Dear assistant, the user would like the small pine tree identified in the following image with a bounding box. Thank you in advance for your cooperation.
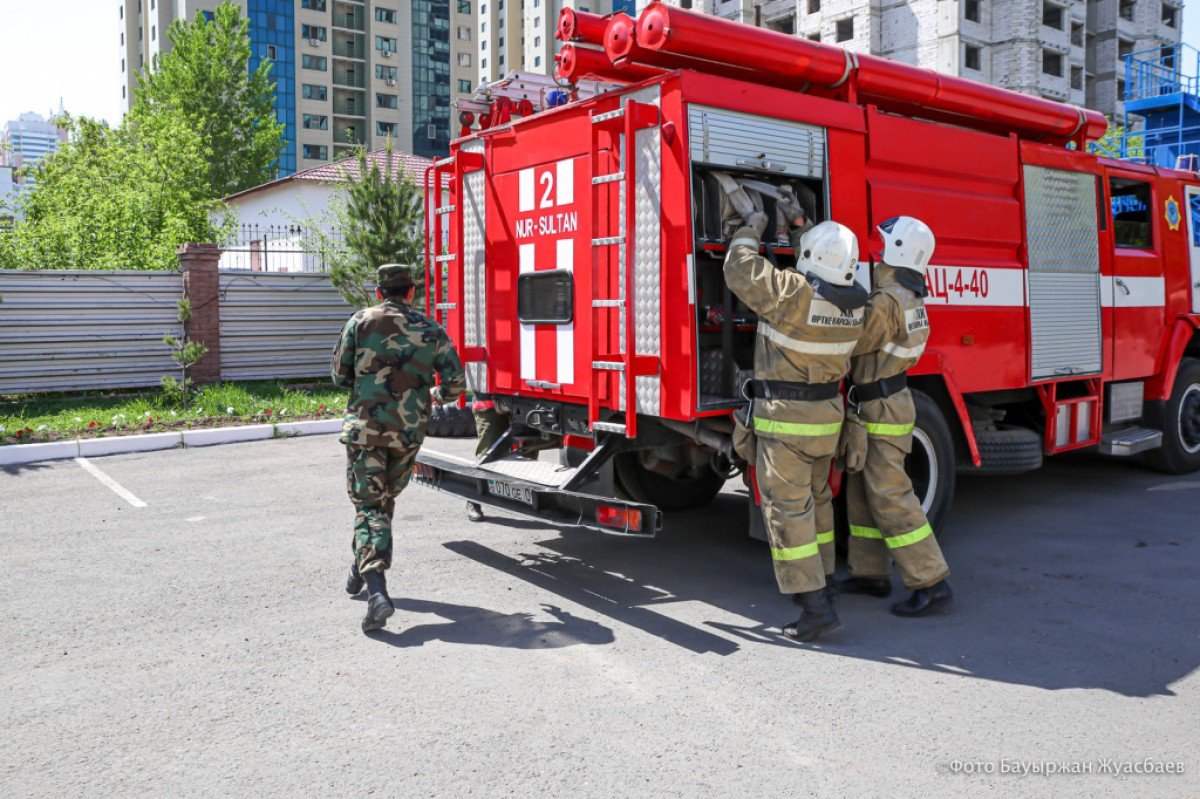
[162,298,209,410]
[325,140,425,308]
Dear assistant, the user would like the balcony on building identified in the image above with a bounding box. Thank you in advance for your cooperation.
[333,87,367,118]
[332,31,365,60]
[333,62,366,89]
[333,0,366,32]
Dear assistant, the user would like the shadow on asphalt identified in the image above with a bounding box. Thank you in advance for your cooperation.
[445,452,1200,698]
[364,598,614,649]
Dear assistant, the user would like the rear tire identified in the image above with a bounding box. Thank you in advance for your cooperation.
[614,450,726,511]
[1144,358,1200,474]
[908,389,956,534]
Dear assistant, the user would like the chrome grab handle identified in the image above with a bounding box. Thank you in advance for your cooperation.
[1115,277,1131,295]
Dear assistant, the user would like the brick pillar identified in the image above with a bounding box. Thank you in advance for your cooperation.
[177,243,222,384]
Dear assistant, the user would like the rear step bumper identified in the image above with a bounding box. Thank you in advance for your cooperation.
[414,451,662,538]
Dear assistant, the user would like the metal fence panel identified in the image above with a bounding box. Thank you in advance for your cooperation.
[0,270,183,394]
[218,271,353,381]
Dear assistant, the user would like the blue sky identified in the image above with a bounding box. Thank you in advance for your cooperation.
[0,1,1197,126]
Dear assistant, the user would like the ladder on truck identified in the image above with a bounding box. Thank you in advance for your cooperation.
[426,149,486,370]
[586,98,660,440]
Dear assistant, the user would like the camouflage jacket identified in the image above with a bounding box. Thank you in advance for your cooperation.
[332,300,466,448]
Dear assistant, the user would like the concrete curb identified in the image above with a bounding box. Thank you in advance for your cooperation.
[0,419,342,468]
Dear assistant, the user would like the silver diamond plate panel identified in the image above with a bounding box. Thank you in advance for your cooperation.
[461,140,487,392]
[687,105,826,179]
[629,85,662,416]
[1023,166,1100,274]
[1023,165,1102,380]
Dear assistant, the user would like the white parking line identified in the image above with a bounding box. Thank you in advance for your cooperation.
[75,457,147,508]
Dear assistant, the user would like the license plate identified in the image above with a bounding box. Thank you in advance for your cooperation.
[487,479,535,506]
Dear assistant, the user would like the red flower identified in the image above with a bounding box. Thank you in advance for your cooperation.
[146,417,154,424]
[318,404,326,411]
[264,409,273,417]
[15,430,23,438]
[88,421,98,429]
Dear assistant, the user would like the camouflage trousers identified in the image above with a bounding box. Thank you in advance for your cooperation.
[756,436,839,595]
[846,432,950,590]
[346,442,421,574]
[473,404,538,461]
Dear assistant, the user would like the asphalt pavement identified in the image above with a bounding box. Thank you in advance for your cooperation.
[1,434,1197,798]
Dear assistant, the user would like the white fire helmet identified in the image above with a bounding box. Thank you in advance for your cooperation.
[877,216,935,274]
[796,221,859,287]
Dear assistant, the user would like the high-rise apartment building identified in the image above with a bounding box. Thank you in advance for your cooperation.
[634,0,1182,117]
[120,0,475,175]
[477,0,630,84]
[1,113,68,170]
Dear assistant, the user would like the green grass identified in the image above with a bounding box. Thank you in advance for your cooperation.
[0,380,348,445]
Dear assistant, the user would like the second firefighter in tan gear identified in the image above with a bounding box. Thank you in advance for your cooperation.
[724,210,868,641]
[839,216,953,616]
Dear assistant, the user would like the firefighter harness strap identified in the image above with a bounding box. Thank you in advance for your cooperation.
[852,372,908,403]
[744,378,841,402]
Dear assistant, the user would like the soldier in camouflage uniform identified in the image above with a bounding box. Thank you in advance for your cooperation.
[332,263,466,632]
[835,216,953,617]
[724,198,868,643]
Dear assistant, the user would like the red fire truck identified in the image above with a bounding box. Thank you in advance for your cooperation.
[415,3,1200,538]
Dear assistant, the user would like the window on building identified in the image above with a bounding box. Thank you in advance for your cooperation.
[121,58,125,73]
[303,84,327,100]
[965,0,980,22]
[534,55,541,66]
[1071,21,1084,46]
[120,6,123,19]
[376,8,397,24]
[1042,50,1064,76]
[1119,0,1135,21]
[375,64,398,80]
[458,26,472,40]
[767,15,796,34]
[1118,38,1134,60]
[376,93,398,108]
[1110,179,1153,248]
[303,114,329,130]
[376,121,398,136]
[302,54,327,71]
[376,36,397,52]
[267,44,277,60]
[458,79,472,92]
[482,40,488,51]
[1042,3,1063,30]
[1118,78,1127,100]
[534,35,541,46]
[808,0,820,13]
[1163,4,1178,28]
[499,36,504,47]
[533,17,540,27]
[151,25,156,40]
[303,144,329,161]
[964,45,981,71]
[302,0,327,9]
[302,25,327,42]
[458,1,472,12]
[1070,66,1083,90]
[836,16,853,42]
[807,32,821,42]
[122,85,126,99]
[499,55,505,67]
[482,57,488,68]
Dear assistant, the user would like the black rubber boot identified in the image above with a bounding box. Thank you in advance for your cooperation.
[466,501,485,523]
[361,571,395,632]
[346,561,364,596]
[783,588,841,642]
[829,575,893,598]
[891,579,953,617]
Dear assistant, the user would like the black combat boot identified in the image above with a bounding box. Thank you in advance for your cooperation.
[891,579,953,617]
[783,589,841,642]
[346,561,364,596]
[466,501,485,523]
[829,575,893,598]
[361,571,395,632]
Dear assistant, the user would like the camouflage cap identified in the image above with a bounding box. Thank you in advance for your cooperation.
[377,263,415,290]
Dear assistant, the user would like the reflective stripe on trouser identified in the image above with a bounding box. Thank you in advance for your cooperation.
[756,437,838,594]
[346,442,421,574]
[845,433,949,590]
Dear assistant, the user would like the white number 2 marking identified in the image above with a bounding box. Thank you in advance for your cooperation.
[539,170,554,209]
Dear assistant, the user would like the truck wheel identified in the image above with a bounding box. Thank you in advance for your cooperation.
[908,390,956,534]
[971,425,1044,475]
[426,404,477,438]
[614,451,726,511]
[1144,358,1200,474]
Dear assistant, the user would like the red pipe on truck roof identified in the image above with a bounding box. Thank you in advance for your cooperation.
[634,1,1107,144]
[557,8,610,45]
[555,43,665,85]
[604,12,796,91]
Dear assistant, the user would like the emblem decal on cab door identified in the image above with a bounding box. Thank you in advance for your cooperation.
[1165,195,1182,231]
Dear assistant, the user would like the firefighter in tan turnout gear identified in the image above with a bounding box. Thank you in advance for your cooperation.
[724,200,869,643]
[836,216,954,616]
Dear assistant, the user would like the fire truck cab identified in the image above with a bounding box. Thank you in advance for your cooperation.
[415,5,1200,539]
